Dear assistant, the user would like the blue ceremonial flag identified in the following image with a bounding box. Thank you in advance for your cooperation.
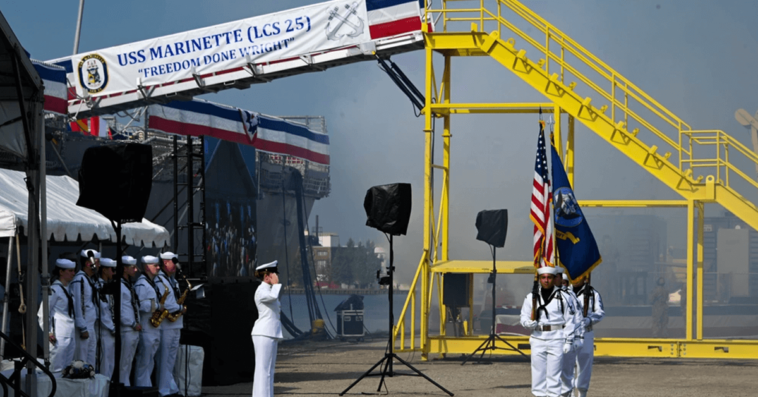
[550,140,602,282]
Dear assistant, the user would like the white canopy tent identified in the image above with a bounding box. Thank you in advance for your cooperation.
[0,168,170,245]
[0,168,169,369]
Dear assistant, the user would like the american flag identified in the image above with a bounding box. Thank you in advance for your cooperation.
[530,121,554,268]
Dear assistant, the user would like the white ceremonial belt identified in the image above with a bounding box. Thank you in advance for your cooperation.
[536,324,564,331]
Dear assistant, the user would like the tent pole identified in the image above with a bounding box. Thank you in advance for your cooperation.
[40,105,49,366]
[0,237,13,358]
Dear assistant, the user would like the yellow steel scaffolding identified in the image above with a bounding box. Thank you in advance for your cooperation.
[393,0,758,360]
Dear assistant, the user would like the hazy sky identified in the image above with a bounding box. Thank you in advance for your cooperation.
[5,0,758,282]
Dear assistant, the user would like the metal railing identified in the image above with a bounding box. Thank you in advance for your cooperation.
[0,331,56,397]
[426,0,758,201]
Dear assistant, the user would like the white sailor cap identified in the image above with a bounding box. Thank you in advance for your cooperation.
[537,266,558,275]
[122,256,137,266]
[141,255,160,265]
[159,252,178,261]
[555,266,564,274]
[55,258,76,269]
[99,258,116,268]
[255,260,278,273]
[81,249,101,259]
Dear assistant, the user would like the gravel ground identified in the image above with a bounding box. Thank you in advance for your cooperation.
[202,337,758,397]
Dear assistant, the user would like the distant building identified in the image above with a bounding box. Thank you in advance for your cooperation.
[307,231,339,283]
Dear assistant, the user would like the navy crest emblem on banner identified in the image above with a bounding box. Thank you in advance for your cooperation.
[554,187,583,227]
[77,54,109,94]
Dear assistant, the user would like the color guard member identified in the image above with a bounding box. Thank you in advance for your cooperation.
[520,266,581,397]
[571,277,604,397]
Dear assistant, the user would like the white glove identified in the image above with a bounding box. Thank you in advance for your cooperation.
[582,318,591,327]
[563,343,572,354]
[523,320,537,330]
[573,338,584,350]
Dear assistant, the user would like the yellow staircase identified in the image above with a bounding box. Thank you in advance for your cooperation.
[426,0,758,230]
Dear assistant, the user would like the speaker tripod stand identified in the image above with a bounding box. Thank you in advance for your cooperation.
[340,236,453,396]
[461,245,526,365]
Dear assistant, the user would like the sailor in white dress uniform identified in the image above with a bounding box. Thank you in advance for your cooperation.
[119,256,142,386]
[520,266,582,397]
[554,267,584,397]
[71,249,100,366]
[570,277,604,397]
[155,251,185,396]
[39,258,77,374]
[134,255,163,387]
[96,257,117,379]
[251,261,283,397]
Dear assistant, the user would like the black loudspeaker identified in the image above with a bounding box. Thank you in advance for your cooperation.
[443,273,471,308]
[364,183,412,236]
[475,209,508,248]
[77,143,153,223]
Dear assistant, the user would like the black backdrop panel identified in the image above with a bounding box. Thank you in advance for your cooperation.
[181,281,259,385]
[443,273,471,308]
[77,143,153,222]
[475,209,508,248]
[363,183,412,236]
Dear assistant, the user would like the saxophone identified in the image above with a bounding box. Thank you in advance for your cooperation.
[150,288,171,327]
[167,276,191,322]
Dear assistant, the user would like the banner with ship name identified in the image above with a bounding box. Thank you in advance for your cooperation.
[148,100,330,165]
[47,0,422,102]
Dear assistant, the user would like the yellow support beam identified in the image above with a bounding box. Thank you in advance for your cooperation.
[395,0,758,362]
[579,200,688,208]
[423,336,758,359]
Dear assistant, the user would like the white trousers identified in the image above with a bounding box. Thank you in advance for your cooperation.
[530,336,564,397]
[74,323,98,366]
[119,330,140,386]
[49,337,75,373]
[252,335,278,397]
[98,331,115,379]
[560,343,577,395]
[135,329,162,387]
[156,328,181,396]
[574,331,595,392]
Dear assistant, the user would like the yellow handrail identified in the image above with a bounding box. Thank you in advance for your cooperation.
[427,0,758,201]
[393,251,428,351]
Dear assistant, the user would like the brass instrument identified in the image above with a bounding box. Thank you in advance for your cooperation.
[167,275,191,322]
[150,288,171,327]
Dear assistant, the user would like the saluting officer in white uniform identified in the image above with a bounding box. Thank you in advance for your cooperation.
[555,267,584,397]
[71,249,100,365]
[95,258,117,379]
[134,255,163,387]
[39,258,77,374]
[520,266,582,397]
[119,256,142,386]
[251,261,283,397]
[570,276,604,397]
[155,252,185,396]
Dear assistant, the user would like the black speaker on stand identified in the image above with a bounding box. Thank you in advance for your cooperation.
[461,209,526,365]
[77,143,153,396]
[340,184,453,396]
